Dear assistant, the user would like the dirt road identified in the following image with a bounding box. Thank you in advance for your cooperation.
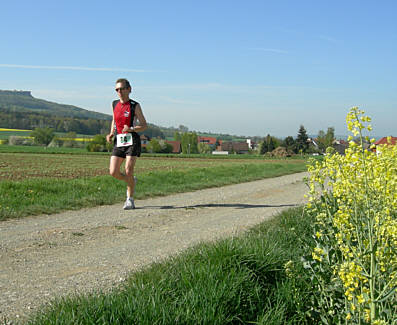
[0,172,308,322]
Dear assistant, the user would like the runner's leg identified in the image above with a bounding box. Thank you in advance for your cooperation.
[109,156,126,181]
[125,156,137,197]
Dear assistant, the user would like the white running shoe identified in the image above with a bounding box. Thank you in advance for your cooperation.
[123,197,135,210]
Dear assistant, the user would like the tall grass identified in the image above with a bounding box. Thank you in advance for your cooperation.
[27,207,316,325]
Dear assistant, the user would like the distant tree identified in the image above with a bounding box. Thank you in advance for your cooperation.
[198,142,212,154]
[317,127,335,152]
[181,133,189,154]
[143,125,165,139]
[273,137,283,149]
[259,134,275,154]
[267,134,275,152]
[146,138,162,153]
[283,136,295,152]
[259,140,267,155]
[91,134,106,146]
[86,135,109,152]
[295,125,309,154]
[158,140,173,153]
[181,132,198,154]
[145,139,173,153]
[30,127,55,146]
[189,132,198,153]
[174,131,181,141]
[178,125,189,133]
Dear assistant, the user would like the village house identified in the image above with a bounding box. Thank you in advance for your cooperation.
[217,141,250,154]
[246,138,258,150]
[165,140,181,153]
[333,139,349,155]
[374,136,397,155]
[197,136,217,146]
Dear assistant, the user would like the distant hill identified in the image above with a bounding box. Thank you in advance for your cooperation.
[0,90,113,135]
[0,90,166,137]
[0,90,111,120]
[0,90,257,140]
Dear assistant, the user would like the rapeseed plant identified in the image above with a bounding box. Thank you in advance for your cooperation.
[304,107,396,324]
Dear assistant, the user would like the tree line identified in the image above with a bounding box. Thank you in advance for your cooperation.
[259,125,336,155]
[7,123,338,156]
[0,109,110,135]
[0,108,167,140]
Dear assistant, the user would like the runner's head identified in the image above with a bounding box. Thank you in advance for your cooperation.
[115,78,132,101]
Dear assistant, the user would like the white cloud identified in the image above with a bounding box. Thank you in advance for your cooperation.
[0,64,159,73]
[248,48,288,54]
[318,35,339,43]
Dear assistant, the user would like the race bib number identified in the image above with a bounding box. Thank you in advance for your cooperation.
[116,133,133,147]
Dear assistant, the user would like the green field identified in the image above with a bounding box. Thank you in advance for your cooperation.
[0,129,32,139]
[0,149,307,220]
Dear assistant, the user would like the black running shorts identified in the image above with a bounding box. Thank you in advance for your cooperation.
[112,132,141,158]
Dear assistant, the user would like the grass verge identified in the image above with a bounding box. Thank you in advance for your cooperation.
[0,163,306,221]
[26,207,315,325]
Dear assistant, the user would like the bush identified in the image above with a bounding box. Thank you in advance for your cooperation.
[198,142,212,154]
[86,134,109,152]
[146,139,173,153]
[30,127,55,146]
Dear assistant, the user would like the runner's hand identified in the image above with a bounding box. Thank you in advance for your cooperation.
[122,125,130,133]
[106,134,113,143]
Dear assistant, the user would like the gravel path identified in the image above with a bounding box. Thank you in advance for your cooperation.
[0,172,308,323]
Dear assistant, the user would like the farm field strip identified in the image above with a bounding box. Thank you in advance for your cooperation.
[0,153,305,181]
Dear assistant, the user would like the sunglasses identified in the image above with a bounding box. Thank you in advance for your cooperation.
[115,87,127,92]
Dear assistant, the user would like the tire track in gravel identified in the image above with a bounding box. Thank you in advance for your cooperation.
[0,172,309,322]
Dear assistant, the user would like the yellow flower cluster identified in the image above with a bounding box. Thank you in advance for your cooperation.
[312,247,326,262]
[339,261,367,301]
[284,260,294,278]
[306,107,397,323]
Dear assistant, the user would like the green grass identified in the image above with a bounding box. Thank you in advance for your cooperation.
[0,144,90,154]
[0,144,314,160]
[0,163,307,220]
[26,207,315,325]
[0,130,94,140]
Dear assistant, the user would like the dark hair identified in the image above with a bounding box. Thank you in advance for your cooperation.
[116,78,131,89]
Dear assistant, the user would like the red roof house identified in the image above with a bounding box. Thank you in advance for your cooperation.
[375,137,397,146]
[217,141,249,154]
[374,136,397,154]
[166,140,181,153]
[197,136,217,145]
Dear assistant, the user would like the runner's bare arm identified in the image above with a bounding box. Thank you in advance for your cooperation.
[106,116,115,143]
[123,103,147,133]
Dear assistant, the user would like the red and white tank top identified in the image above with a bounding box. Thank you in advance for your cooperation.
[113,101,134,134]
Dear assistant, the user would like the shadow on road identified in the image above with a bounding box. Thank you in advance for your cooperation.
[136,203,298,210]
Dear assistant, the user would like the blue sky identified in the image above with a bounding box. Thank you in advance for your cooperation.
[0,0,396,137]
